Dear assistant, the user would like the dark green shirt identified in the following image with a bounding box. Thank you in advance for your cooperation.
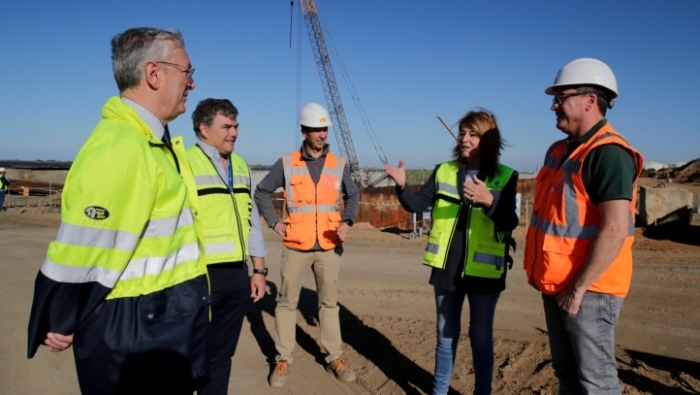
[558,119,637,205]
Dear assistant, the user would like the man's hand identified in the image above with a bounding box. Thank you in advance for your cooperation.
[45,333,73,352]
[555,286,584,315]
[250,275,266,302]
[272,221,287,238]
[337,221,351,242]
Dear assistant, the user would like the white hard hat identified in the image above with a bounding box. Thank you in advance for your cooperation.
[545,58,618,100]
[0,167,5,172]
[298,102,333,128]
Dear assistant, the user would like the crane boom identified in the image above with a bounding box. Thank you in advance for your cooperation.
[299,0,363,184]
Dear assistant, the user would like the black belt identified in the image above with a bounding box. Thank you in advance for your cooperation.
[210,261,246,269]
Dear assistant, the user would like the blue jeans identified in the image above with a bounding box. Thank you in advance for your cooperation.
[433,287,500,395]
[0,189,5,210]
[543,292,623,395]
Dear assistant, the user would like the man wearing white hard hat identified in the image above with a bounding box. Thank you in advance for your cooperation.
[524,58,644,394]
[0,167,9,211]
[254,102,359,388]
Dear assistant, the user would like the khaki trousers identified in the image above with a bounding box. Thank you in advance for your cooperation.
[274,246,343,364]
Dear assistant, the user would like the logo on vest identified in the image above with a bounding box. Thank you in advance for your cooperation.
[84,206,110,220]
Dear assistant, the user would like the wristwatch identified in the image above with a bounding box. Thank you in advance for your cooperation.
[343,219,354,227]
[253,268,268,276]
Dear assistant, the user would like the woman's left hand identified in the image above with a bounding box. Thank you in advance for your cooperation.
[463,175,494,207]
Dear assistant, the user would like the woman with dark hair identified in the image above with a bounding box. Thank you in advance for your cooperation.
[385,109,519,395]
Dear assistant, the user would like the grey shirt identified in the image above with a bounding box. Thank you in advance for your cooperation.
[195,141,267,258]
[254,144,360,250]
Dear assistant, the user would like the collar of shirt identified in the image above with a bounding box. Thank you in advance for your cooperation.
[567,118,608,147]
[121,97,165,140]
[299,143,330,161]
[196,141,229,182]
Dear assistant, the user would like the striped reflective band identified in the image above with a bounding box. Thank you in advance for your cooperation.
[530,213,600,239]
[55,222,140,252]
[205,241,236,255]
[426,242,439,254]
[282,156,295,203]
[142,209,195,238]
[119,242,200,281]
[195,174,222,187]
[473,252,504,267]
[287,204,338,214]
[40,242,200,287]
[436,182,459,197]
[53,209,194,251]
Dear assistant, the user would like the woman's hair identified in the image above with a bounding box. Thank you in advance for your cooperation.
[452,108,506,180]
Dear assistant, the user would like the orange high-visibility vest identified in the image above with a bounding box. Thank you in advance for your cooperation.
[524,123,644,297]
[282,151,345,251]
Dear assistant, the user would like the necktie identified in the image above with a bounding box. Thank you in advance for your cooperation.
[162,125,172,149]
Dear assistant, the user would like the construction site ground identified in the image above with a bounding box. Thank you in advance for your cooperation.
[1,178,699,395]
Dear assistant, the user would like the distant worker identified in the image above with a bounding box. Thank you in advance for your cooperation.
[0,167,9,211]
[254,102,360,388]
[27,27,210,395]
[524,58,644,394]
[187,98,268,395]
[385,109,519,395]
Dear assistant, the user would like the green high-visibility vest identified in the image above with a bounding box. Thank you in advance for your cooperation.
[187,146,252,264]
[424,161,514,279]
[41,97,206,299]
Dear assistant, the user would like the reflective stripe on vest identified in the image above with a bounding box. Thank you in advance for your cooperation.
[282,151,344,250]
[424,161,514,279]
[188,147,252,264]
[524,123,644,297]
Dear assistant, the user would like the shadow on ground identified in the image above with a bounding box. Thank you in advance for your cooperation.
[619,349,700,394]
[246,284,434,394]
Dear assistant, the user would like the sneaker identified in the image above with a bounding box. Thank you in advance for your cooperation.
[269,360,289,388]
[327,358,356,383]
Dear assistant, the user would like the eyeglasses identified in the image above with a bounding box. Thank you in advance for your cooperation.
[156,61,195,79]
[552,92,590,106]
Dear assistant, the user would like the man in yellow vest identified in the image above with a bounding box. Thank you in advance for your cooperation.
[187,98,268,395]
[524,58,643,394]
[27,27,210,395]
[254,102,359,388]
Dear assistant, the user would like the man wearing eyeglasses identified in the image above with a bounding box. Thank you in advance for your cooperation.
[27,27,209,395]
[186,98,268,395]
[524,58,644,394]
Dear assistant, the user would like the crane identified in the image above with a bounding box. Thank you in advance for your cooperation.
[298,0,365,185]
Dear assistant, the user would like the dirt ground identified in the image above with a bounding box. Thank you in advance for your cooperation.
[1,185,699,394]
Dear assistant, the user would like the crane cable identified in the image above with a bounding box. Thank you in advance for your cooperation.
[290,1,303,149]
[291,1,388,167]
[324,28,388,166]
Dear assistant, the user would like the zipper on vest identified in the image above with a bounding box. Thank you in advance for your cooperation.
[228,159,247,260]
[458,203,470,278]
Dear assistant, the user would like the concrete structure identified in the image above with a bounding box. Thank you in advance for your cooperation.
[643,161,665,171]
[638,185,694,227]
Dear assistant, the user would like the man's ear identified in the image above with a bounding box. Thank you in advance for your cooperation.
[199,123,210,139]
[144,61,160,90]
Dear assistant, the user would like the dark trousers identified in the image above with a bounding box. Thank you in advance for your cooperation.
[74,276,211,395]
[198,262,251,395]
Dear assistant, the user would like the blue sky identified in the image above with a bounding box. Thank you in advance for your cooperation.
[2,1,699,172]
